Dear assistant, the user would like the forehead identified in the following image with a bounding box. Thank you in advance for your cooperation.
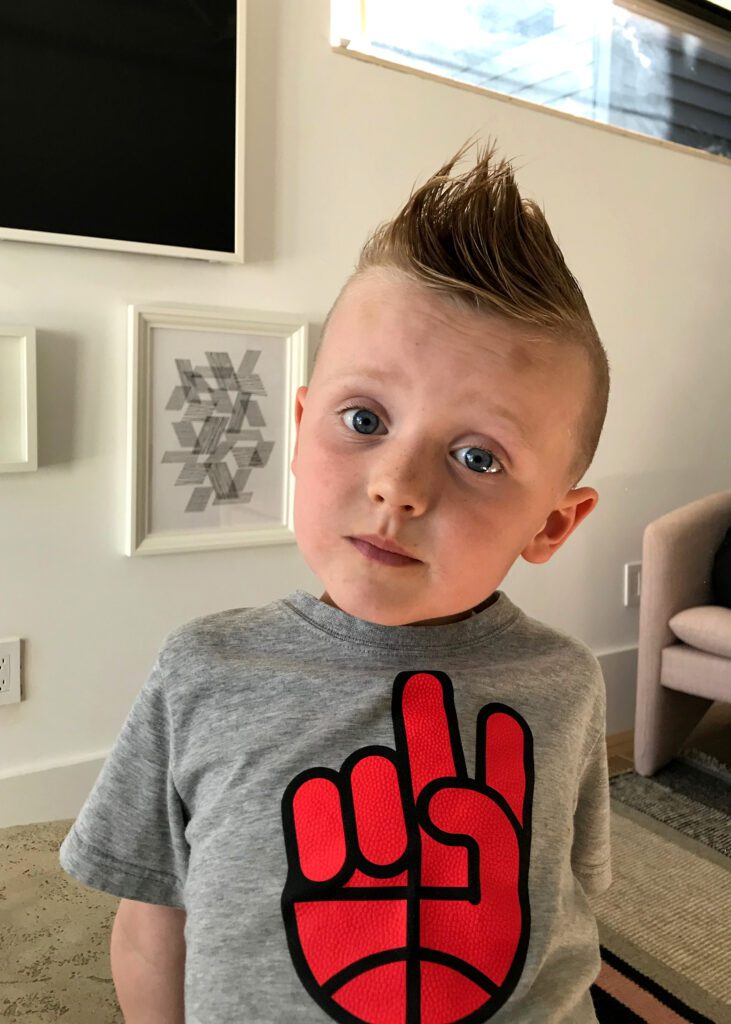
[320,268,560,379]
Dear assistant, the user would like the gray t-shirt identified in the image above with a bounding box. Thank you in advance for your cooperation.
[59,588,611,1023]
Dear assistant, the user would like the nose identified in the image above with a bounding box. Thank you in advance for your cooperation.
[366,445,430,516]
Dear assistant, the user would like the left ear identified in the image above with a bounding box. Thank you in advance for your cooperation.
[290,385,309,477]
[521,487,599,564]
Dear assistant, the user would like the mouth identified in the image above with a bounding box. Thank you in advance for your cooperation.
[347,536,422,567]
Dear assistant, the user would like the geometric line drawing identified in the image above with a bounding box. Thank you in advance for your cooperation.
[161,349,275,511]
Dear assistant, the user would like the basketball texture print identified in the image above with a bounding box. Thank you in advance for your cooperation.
[281,670,534,1024]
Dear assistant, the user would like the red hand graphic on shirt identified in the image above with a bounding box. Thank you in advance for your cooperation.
[281,671,534,1024]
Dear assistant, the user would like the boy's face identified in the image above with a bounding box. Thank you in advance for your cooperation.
[291,268,598,627]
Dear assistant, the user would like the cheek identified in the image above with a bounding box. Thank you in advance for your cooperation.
[437,498,507,550]
[293,443,348,522]
[310,437,358,492]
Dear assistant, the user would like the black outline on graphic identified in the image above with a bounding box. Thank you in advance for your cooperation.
[280,671,534,1024]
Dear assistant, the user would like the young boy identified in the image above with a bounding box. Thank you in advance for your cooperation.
[60,137,612,1023]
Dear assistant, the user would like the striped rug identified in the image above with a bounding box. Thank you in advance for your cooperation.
[589,749,730,1023]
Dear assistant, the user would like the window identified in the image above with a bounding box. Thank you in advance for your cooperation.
[331,0,731,160]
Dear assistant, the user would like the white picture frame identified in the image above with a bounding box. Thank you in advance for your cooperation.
[126,303,309,556]
[0,325,38,474]
[0,0,245,263]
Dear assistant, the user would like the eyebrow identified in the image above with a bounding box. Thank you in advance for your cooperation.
[341,367,408,385]
[334,369,532,450]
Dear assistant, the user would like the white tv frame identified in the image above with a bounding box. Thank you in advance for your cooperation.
[0,0,246,263]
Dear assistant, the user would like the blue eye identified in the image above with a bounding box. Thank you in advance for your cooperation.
[453,446,501,474]
[341,406,380,435]
[339,406,503,475]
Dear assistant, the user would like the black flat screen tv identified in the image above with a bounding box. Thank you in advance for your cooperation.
[0,0,244,261]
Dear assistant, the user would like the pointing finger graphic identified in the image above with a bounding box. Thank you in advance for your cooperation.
[395,671,463,801]
[281,671,534,1024]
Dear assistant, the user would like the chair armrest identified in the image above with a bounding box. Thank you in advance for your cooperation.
[639,489,731,671]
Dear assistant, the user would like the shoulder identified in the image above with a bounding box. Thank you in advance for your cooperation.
[511,609,603,684]
[143,606,263,710]
[161,606,255,655]
[151,601,287,681]
[506,609,606,735]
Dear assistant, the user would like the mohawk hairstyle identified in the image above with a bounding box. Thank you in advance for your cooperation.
[318,135,610,488]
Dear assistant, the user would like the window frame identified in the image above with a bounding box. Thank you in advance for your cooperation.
[331,0,731,165]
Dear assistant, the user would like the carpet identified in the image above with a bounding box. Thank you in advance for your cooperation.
[589,749,731,1023]
[0,818,121,1022]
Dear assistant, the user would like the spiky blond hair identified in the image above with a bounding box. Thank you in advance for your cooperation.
[318,135,610,489]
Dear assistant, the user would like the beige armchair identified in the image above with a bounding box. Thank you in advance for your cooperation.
[634,488,731,776]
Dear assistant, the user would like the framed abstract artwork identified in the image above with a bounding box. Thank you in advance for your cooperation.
[126,304,309,555]
[0,324,37,474]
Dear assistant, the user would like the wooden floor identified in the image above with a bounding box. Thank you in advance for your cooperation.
[607,701,731,776]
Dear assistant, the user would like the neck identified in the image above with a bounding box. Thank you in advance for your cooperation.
[317,591,498,621]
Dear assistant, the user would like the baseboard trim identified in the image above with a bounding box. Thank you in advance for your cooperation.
[606,729,634,760]
[0,754,106,830]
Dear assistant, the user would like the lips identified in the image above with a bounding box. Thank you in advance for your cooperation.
[348,536,421,567]
[350,535,419,560]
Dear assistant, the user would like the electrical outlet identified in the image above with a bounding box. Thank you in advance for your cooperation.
[0,638,22,706]
[623,563,642,608]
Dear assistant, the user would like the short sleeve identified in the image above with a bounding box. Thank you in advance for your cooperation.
[58,648,189,908]
[571,727,612,896]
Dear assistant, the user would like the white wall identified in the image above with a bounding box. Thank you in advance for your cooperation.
[1,0,730,828]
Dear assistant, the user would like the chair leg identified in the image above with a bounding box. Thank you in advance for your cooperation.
[634,687,714,776]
